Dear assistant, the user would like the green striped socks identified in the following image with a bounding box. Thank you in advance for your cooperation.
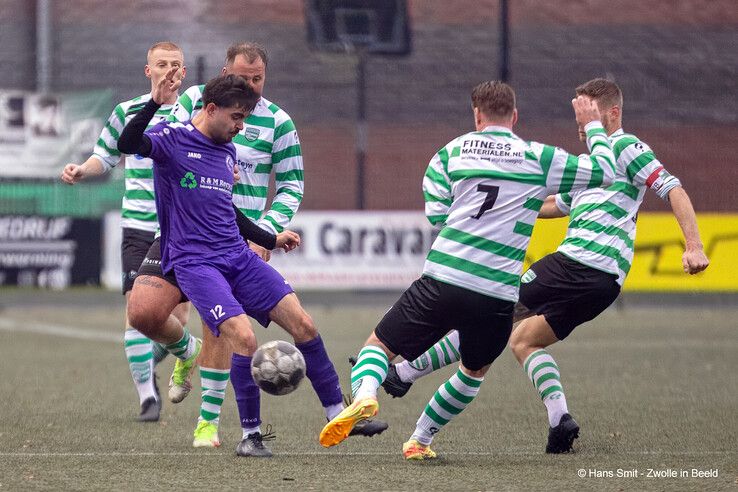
[164,328,197,360]
[524,349,568,427]
[412,368,483,445]
[396,331,461,383]
[124,328,157,404]
[351,346,389,400]
[152,342,168,365]
[199,367,230,425]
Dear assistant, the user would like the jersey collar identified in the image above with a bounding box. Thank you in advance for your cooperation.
[478,125,514,136]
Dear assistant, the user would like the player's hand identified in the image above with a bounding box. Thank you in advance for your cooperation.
[233,164,241,184]
[61,163,84,185]
[682,247,709,274]
[275,230,301,253]
[152,66,182,105]
[572,95,601,127]
[250,242,271,262]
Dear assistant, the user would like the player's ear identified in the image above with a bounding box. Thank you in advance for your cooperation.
[511,108,518,126]
[611,105,621,120]
[180,65,187,80]
[144,64,152,79]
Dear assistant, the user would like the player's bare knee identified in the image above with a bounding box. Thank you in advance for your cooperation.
[508,329,527,358]
[171,302,190,326]
[298,312,318,340]
[284,311,317,343]
[228,329,257,355]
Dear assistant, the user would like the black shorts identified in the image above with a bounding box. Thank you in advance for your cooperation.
[121,228,156,294]
[518,252,621,340]
[137,237,188,303]
[375,275,514,371]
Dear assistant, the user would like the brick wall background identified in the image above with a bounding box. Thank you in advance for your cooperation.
[1,0,736,211]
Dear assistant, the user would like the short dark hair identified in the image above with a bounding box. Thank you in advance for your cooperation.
[471,81,516,120]
[575,78,623,109]
[225,42,268,67]
[202,74,259,112]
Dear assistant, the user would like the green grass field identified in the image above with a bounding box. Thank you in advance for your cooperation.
[0,290,736,490]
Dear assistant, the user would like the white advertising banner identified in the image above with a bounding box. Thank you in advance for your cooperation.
[0,89,111,178]
[269,211,435,289]
[99,211,435,291]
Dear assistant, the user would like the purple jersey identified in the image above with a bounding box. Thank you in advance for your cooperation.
[146,120,245,273]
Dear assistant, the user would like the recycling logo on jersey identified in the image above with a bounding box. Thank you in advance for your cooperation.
[180,171,197,189]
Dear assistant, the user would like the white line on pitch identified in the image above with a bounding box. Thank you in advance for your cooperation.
[0,450,733,457]
[0,318,119,343]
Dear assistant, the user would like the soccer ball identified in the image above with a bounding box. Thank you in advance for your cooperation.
[251,340,306,396]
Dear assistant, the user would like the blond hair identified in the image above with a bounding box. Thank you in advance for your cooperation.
[147,41,183,61]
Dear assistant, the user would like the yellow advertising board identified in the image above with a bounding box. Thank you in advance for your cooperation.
[525,213,738,292]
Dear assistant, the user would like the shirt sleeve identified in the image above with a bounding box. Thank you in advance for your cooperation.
[167,86,198,123]
[545,121,616,195]
[620,139,682,201]
[423,144,454,226]
[145,121,178,164]
[92,103,126,172]
[258,113,304,234]
[554,192,573,215]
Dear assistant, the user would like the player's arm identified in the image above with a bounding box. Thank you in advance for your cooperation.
[117,100,158,157]
[667,187,709,274]
[61,104,126,184]
[232,202,300,252]
[628,146,709,275]
[119,67,181,157]
[260,115,304,234]
[538,194,569,219]
[423,145,453,226]
[61,155,106,184]
[545,97,616,195]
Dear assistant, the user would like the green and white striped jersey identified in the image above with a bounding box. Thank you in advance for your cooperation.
[169,85,304,234]
[554,129,681,285]
[423,122,616,302]
[93,94,173,232]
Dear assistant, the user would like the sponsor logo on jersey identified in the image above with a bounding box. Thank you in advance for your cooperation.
[244,127,260,141]
[187,151,202,159]
[237,159,256,172]
[199,176,232,194]
[521,269,537,284]
[180,171,198,189]
[226,154,234,172]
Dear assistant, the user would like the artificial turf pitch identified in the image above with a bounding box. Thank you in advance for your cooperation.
[0,290,735,490]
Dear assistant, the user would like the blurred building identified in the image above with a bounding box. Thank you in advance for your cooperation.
[1,0,736,211]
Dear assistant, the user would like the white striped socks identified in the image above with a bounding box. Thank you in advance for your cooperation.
[124,328,157,404]
[396,331,461,383]
[199,367,230,425]
[412,368,483,445]
[524,349,568,427]
[350,345,389,400]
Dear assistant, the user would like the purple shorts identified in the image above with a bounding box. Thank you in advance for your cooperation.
[174,247,293,335]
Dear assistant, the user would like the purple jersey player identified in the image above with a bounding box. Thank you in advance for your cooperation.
[118,71,386,456]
